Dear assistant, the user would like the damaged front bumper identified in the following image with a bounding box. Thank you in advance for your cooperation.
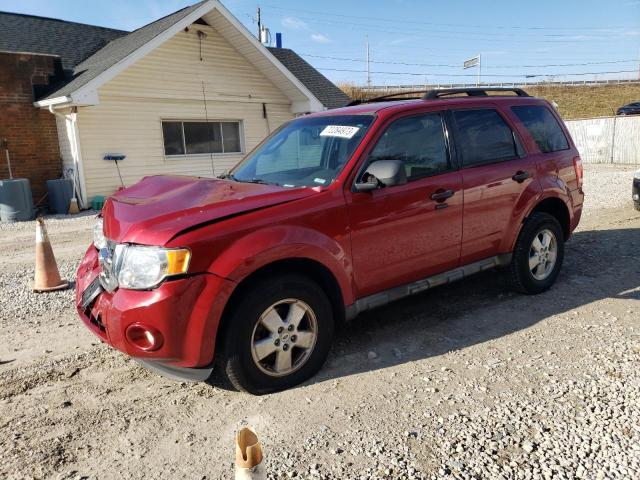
[75,245,235,381]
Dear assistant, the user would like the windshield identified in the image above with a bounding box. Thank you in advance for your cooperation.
[230,115,374,187]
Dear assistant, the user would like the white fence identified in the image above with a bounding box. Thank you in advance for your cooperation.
[565,116,640,165]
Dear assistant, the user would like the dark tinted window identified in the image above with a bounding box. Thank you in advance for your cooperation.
[162,121,242,156]
[221,122,241,153]
[183,122,222,155]
[162,122,184,155]
[368,113,450,180]
[453,109,518,166]
[511,105,569,153]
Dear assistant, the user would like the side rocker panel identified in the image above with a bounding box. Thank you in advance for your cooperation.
[345,254,512,320]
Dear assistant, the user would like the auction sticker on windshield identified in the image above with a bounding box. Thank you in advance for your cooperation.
[320,125,360,139]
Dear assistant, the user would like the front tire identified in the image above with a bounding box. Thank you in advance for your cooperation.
[509,212,565,294]
[216,274,334,394]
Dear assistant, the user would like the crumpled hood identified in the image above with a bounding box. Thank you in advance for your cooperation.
[102,175,316,245]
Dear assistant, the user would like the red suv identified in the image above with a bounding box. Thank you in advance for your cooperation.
[76,88,584,394]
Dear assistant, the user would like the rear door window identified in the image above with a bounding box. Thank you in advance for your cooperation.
[368,112,450,181]
[511,105,569,153]
[452,109,520,167]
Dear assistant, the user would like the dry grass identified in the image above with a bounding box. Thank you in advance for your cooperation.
[338,83,640,120]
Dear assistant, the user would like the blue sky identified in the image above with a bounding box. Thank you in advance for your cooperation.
[1,0,639,85]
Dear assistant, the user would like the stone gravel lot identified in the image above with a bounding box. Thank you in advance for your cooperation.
[0,164,638,479]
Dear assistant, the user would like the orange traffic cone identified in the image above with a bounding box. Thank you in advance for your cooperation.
[33,217,69,293]
[235,427,265,480]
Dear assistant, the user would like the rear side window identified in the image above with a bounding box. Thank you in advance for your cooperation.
[452,109,519,166]
[368,113,450,181]
[511,105,569,153]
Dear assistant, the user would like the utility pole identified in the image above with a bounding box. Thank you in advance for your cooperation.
[477,53,482,86]
[365,35,371,87]
[256,6,261,40]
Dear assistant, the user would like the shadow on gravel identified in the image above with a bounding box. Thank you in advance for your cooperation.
[306,225,640,383]
[204,226,639,392]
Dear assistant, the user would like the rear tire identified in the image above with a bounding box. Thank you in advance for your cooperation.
[215,274,334,394]
[508,212,564,294]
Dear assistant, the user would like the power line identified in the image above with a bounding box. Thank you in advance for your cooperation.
[257,2,639,60]
[281,15,637,42]
[300,53,640,69]
[260,3,640,32]
[268,12,639,47]
[275,15,632,44]
[317,67,640,78]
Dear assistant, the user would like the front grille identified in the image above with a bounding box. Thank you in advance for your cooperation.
[81,304,107,340]
[89,312,106,332]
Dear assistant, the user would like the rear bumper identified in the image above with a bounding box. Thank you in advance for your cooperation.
[75,246,235,370]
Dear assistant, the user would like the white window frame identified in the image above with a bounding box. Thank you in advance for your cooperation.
[161,119,245,159]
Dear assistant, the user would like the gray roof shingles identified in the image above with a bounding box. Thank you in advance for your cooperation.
[0,3,351,108]
[267,47,351,109]
[40,1,208,100]
[0,11,126,71]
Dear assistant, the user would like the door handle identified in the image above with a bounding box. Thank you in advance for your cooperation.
[512,170,530,183]
[431,189,454,202]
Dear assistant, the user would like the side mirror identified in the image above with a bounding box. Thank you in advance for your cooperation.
[354,160,407,192]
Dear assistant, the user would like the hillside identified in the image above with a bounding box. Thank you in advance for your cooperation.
[339,83,640,120]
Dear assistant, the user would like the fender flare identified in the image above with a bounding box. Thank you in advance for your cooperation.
[504,188,573,252]
[207,225,355,305]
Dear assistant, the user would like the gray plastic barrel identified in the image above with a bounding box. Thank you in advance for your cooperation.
[47,178,73,214]
[0,178,35,222]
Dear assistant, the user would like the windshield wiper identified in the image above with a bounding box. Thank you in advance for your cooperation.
[220,173,279,186]
[239,178,280,186]
[217,172,238,181]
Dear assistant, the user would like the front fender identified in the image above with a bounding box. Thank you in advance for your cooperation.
[208,225,355,305]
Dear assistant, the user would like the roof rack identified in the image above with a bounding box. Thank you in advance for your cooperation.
[422,87,529,99]
[346,90,427,106]
[347,87,529,106]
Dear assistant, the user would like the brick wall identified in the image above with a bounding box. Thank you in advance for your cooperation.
[0,52,62,203]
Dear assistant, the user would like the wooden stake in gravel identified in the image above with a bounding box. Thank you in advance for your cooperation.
[235,427,265,480]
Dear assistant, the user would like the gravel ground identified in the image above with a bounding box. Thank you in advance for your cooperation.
[0,164,638,479]
[580,164,638,216]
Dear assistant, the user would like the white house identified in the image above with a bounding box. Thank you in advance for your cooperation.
[23,0,349,207]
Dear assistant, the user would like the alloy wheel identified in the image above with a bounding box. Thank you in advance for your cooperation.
[529,228,558,281]
[250,299,318,377]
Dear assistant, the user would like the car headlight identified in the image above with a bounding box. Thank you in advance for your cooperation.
[117,245,191,290]
[94,217,107,250]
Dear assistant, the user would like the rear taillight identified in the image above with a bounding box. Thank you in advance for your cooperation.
[573,156,583,189]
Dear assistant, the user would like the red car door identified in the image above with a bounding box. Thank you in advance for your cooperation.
[346,111,463,298]
[450,106,541,265]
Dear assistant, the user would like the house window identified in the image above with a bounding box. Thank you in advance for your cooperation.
[162,121,242,156]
